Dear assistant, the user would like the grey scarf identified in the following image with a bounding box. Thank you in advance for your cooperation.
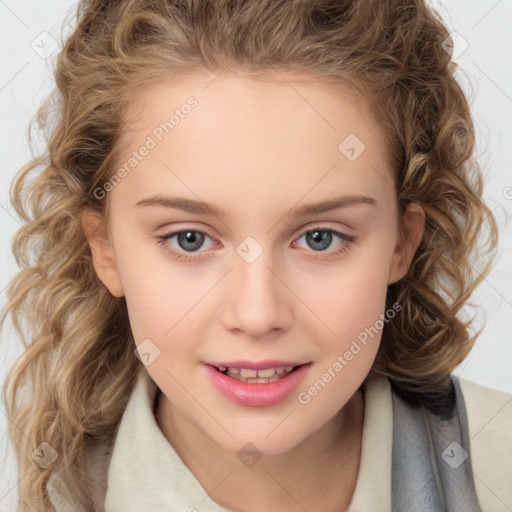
[391,374,482,511]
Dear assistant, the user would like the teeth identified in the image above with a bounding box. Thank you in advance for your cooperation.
[218,366,227,371]
[257,368,276,378]
[239,368,258,378]
[223,365,298,383]
[268,373,280,383]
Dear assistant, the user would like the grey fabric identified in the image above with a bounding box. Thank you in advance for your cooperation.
[391,375,482,511]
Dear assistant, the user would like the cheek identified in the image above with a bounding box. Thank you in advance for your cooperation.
[111,238,188,343]
[124,278,198,348]
[299,240,393,362]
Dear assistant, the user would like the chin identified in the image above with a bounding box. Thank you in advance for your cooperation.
[202,415,312,457]
[225,433,304,458]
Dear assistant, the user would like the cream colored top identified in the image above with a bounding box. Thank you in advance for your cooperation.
[101,368,512,511]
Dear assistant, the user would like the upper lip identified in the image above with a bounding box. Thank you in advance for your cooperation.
[206,360,310,370]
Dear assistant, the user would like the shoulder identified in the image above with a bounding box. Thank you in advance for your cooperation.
[457,376,512,511]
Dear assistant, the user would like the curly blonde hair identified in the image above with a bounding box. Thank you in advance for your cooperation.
[1,0,498,510]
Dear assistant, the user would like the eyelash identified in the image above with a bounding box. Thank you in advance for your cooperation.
[155,225,355,262]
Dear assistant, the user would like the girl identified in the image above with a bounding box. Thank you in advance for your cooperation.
[1,0,511,511]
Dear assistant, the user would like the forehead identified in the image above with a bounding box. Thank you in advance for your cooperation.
[122,68,388,150]
[112,69,396,218]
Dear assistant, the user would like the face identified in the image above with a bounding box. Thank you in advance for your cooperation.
[83,70,424,456]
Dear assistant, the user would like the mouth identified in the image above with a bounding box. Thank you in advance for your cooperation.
[208,364,305,384]
[204,360,313,407]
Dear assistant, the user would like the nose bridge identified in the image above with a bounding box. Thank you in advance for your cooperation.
[222,236,291,336]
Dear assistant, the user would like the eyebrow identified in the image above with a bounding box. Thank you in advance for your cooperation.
[135,194,377,218]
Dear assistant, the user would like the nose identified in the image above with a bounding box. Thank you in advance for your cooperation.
[221,250,293,339]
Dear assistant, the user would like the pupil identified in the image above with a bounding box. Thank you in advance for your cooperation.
[178,231,204,251]
[307,230,331,251]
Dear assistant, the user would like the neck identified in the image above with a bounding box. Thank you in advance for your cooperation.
[155,389,365,512]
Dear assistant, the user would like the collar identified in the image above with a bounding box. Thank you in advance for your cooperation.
[104,368,393,511]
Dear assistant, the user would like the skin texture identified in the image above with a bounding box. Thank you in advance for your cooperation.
[81,70,425,511]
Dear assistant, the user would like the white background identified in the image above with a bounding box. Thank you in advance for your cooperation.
[1,1,511,510]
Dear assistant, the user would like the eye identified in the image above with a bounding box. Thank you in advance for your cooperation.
[156,225,355,262]
[293,226,354,259]
[156,228,216,262]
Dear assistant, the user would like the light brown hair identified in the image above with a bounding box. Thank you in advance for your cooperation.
[1,0,498,510]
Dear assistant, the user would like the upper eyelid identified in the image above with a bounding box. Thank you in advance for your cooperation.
[159,225,353,250]
[158,222,353,240]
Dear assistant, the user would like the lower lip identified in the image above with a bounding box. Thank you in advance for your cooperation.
[204,363,312,407]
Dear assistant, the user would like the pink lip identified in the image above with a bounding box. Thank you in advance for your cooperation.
[204,362,312,407]
[206,359,306,370]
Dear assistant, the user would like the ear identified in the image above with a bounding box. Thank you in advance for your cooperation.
[80,207,125,298]
[387,202,425,285]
